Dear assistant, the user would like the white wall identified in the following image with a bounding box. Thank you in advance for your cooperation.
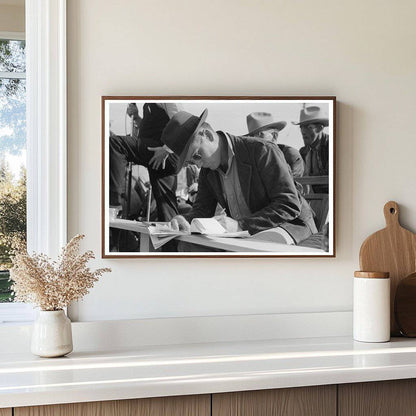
[67,0,416,322]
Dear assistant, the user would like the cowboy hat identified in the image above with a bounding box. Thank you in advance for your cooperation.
[160,109,208,169]
[292,105,329,127]
[246,112,287,136]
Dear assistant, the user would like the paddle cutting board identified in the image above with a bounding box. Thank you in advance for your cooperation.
[359,201,416,335]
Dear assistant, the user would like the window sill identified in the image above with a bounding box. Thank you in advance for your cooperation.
[0,303,35,324]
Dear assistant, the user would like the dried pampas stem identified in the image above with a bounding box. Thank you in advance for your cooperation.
[10,234,111,311]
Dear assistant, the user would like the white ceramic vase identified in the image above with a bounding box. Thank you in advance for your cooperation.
[31,310,73,358]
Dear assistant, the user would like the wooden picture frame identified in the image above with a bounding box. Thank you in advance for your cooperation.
[102,96,336,258]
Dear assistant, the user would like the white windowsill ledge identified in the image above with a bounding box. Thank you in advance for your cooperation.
[0,303,35,324]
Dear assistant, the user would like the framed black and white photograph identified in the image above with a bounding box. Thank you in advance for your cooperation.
[102,96,336,258]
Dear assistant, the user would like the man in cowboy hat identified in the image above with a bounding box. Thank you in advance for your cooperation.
[246,112,304,178]
[293,105,329,193]
[161,109,317,247]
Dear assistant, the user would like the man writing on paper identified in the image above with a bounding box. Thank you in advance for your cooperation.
[161,109,317,247]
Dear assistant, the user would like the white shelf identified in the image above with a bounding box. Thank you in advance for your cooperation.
[2,336,416,408]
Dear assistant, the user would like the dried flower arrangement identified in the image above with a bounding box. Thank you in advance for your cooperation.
[10,235,111,311]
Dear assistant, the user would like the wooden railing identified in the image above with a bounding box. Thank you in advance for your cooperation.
[295,175,329,186]
[296,176,329,231]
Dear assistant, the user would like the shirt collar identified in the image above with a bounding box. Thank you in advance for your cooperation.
[309,133,324,150]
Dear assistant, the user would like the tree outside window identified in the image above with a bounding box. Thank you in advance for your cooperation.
[0,38,26,302]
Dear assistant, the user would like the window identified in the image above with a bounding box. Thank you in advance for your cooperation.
[0,1,67,323]
[0,37,27,307]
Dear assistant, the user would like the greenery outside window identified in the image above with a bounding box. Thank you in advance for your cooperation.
[0,38,26,307]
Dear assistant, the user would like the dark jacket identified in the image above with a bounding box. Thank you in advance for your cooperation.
[139,103,170,147]
[185,134,316,243]
[278,144,304,178]
[299,133,329,175]
[299,132,329,193]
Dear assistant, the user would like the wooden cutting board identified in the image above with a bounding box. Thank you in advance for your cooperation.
[359,201,416,335]
[395,272,416,337]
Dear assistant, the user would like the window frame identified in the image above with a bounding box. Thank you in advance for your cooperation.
[0,31,25,41]
[26,0,67,258]
[0,0,67,323]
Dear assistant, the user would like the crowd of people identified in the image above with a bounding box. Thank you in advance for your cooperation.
[109,102,330,252]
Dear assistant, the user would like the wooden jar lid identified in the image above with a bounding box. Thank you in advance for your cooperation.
[354,271,390,279]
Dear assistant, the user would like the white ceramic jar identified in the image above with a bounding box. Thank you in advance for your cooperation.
[353,271,390,343]
[31,310,73,357]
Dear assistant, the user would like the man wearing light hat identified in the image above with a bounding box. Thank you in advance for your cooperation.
[246,112,304,178]
[294,105,329,193]
[161,109,317,246]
